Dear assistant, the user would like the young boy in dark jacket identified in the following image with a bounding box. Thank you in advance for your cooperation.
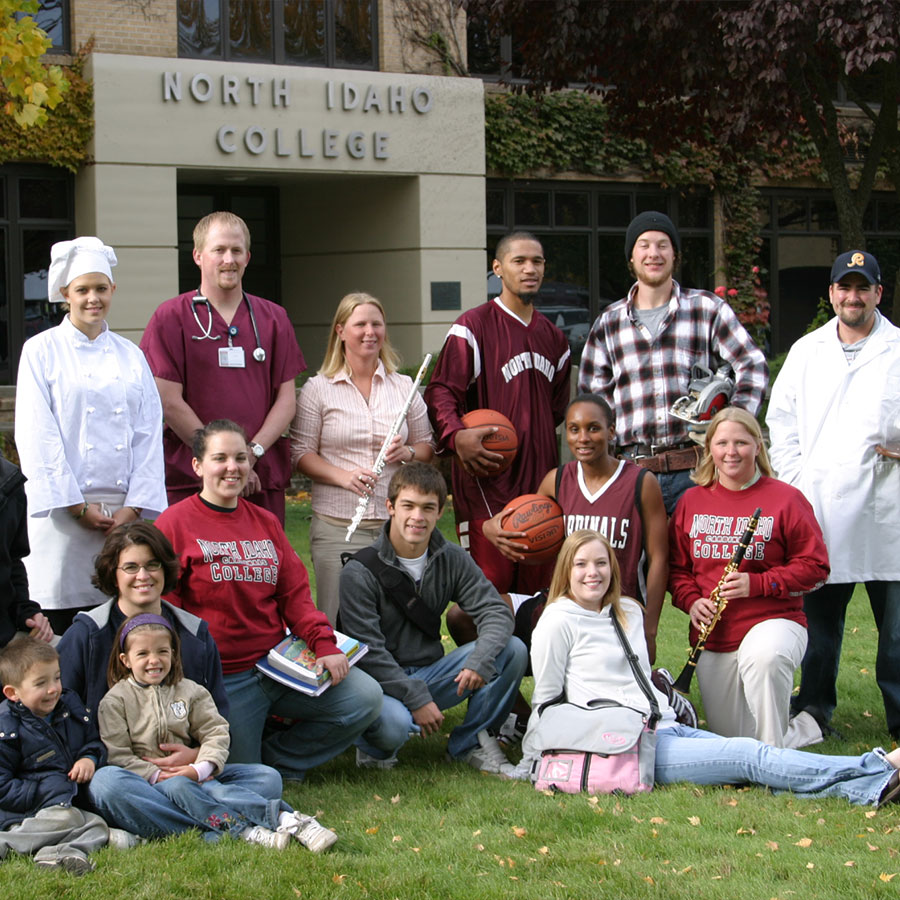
[0,636,108,874]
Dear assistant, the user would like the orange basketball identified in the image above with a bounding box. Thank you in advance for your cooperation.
[460,409,518,475]
[501,494,565,564]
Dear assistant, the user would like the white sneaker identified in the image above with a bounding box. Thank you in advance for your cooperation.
[107,828,142,850]
[495,712,527,747]
[35,855,95,875]
[277,811,338,853]
[458,729,517,776]
[241,825,290,850]
[356,747,399,769]
[506,759,533,782]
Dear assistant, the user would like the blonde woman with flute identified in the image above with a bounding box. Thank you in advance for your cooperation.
[291,293,434,625]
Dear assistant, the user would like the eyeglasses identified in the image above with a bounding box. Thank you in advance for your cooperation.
[118,561,163,575]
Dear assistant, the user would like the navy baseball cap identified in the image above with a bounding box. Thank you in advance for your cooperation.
[830,250,881,285]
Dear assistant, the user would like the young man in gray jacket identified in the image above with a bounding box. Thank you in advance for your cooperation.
[340,463,527,774]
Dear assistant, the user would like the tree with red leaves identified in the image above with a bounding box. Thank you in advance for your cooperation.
[466,0,900,251]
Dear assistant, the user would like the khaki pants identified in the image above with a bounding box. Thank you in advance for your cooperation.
[309,512,383,627]
[696,618,817,748]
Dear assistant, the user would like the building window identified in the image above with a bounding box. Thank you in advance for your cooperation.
[0,167,74,385]
[177,185,282,304]
[18,0,69,54]
[178,0,377,69]
[760,190,899,355]
[487,180,713,365]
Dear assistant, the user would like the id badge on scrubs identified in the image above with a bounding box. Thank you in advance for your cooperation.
[218,346,246,368]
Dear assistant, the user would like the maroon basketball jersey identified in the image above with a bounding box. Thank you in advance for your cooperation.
[556,459,646,603]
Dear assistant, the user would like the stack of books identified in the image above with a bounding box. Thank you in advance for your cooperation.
[255,630,368,696]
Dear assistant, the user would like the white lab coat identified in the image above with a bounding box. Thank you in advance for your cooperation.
[767,312,900,583]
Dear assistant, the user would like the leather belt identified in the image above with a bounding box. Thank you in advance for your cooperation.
[617,443,700,474]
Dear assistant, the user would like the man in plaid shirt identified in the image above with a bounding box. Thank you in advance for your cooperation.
[577,211,767,514]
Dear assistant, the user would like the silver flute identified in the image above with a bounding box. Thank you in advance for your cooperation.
[345,353,432,541]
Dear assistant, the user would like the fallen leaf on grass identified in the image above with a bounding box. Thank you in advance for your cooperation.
[391,835,402,843]
[688,816,701,826]
[293,890,302,897]
[332,875,346,884]
[806,863,815,869]
[863,710,873,718]
[412,848,420,853]
[861,668,869,674]
[373,795,382,801]
[868,843,880,851]
[726,799,738,807]
[650,816,667,824]
[766,841,779,851]
[365,827,379,835]
[816,818,825,825]
[866,810,878,819]
[538,846,549,855]
[474,843,484,851]
[844,860,855,867]
[390,794,400,804]
[737,826,756,835]
[512,826,527,838]
[794,838,813,847]
[678,866,693,874]
[644,876,654,884]
[472,829,481,837]
[879,873,898,881]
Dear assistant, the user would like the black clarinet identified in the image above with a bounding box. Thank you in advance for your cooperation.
[673,507,762,695]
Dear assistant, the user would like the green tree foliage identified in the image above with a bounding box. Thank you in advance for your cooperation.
[467,0,899,257]
[1,0,67,128]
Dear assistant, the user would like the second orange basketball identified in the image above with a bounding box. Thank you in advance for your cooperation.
[500,494,565,564]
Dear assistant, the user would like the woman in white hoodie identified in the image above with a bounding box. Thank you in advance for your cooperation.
[513,530,900,807]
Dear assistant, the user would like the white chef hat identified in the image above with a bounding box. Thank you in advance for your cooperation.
[48,237,117,303]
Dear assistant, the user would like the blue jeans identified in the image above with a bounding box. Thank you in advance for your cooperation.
[89,763,284,840]
[658,469,695,516]
[154,764,283,837]
[223,665,383,780]
[792,581,900,736]
[358,638,528,760]
[655,724,895,805]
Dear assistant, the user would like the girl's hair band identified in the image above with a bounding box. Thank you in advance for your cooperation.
[120,613,174,649]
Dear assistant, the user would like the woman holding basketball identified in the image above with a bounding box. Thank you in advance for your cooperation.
[471,393,668,661]
[290,292,433,624]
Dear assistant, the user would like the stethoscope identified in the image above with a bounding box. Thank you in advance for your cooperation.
[191,292,266,362]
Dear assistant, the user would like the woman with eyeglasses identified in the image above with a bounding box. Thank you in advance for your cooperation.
[56,520,287,841]
[57,520,226,717]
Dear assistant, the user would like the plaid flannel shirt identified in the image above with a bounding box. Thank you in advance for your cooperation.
[577,281,767,449]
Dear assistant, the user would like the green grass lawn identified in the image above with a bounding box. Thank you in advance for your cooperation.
[7,498,898,899]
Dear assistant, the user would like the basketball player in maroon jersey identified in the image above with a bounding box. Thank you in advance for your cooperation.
[424,232,571,595]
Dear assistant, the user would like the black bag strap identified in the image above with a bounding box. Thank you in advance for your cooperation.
[611,611,661,729]
[554,464,564,500]
[342,545,442,641]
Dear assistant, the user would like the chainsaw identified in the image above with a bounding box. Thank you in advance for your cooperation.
[669,365,735,426]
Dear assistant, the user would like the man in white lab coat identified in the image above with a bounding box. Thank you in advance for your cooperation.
[768,250,900,741]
